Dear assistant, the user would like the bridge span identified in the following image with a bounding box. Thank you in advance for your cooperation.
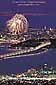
[0,41,51,59]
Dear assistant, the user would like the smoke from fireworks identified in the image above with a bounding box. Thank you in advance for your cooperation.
[6,14,29,34]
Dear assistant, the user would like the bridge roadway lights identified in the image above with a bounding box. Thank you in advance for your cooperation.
[0,41,51,59]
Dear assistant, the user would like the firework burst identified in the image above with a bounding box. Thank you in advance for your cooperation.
[6,14,29,34]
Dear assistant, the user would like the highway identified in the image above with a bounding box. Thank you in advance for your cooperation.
[0,76,56,81]
[19,77,56,81]
[0,41,51,59]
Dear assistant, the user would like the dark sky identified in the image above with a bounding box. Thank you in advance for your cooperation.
[0,0,56,28]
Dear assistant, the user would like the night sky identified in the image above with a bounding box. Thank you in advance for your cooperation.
[0,0,56,74]
[0,0,56,28]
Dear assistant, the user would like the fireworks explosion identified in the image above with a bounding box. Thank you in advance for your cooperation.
[6,14,29,34]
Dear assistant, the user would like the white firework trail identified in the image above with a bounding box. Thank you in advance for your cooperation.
[6,14,29,34]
